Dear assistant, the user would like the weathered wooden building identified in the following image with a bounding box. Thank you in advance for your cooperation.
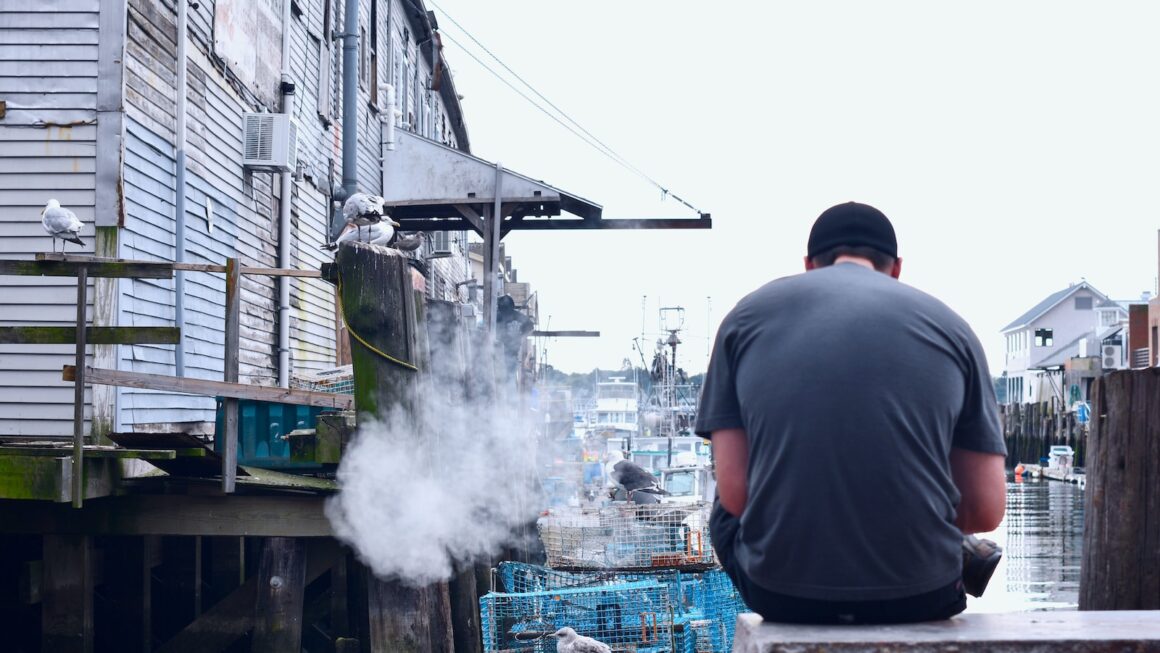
[0,0,473,438]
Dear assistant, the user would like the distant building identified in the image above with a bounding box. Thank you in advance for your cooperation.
[1000,282,1128,405]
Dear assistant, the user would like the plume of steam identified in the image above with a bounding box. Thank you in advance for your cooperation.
[325,381,543,586]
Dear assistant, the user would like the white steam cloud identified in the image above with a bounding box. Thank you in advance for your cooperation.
[325,381,544,586]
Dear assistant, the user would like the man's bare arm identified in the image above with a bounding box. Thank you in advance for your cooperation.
[950,447,1006,533]
[712,428,749,517]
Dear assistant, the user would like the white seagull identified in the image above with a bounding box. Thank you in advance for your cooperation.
[551,627,611,653]
[41,199,85,253]
[321,218,401,251]
[342,193,385,226]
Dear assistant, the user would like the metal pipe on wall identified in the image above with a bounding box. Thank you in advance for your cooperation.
[278,0,295,387]
[333,0,360,238]
[174,0,189,375]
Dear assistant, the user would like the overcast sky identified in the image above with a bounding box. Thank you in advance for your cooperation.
[432,0,1160,376]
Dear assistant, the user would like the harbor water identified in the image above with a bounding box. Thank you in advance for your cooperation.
[965,476,1085,613]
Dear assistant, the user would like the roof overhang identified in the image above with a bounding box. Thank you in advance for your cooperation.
[381,128,710,237]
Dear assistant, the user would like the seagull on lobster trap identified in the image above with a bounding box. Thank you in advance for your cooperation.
[551,627,611,653]
[608,457,669,504]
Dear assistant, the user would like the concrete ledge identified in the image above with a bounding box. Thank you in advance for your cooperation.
[733,610,1160,652]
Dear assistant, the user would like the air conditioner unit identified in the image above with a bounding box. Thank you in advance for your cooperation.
[430,230,453,256]
[1103,344,1123,369]
[242,113,298,172]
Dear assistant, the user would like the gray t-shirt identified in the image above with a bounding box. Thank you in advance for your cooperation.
[696,263,1005,601]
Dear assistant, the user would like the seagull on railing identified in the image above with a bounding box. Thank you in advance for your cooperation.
[41,198,84,253]
[551,627,611,653]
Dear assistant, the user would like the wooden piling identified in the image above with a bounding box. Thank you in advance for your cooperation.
[1080,369,1160,610]
[41,534,93,653]
[251,537,308,653]
[222,257,241,493]
[334,244,454,652]
[427,300,483,653]
[102,536,153,653]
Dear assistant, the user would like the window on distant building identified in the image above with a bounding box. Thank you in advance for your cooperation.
[1035,328,1054,347]
[1075,296,1093,310]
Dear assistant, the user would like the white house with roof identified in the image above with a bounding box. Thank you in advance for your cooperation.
[1001,281,1128,405]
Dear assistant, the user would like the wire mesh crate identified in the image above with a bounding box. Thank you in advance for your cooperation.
[494,562,749,652]
[480,580,675,653]
[290,364,354,395]
[537,502,715,571]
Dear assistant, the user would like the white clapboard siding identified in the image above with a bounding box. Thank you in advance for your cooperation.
[0,1,99,438]
[292,186,338,371]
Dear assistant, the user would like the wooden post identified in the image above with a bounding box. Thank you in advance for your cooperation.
[42,534,93,653]
[222,257,241,493]
[335,244,454,652]
[448,565,482,653]
[427,301,482,653]
[1080,369,1160,609]
[335,244,418,419]
[251,537,307,653]
[103,536,153,653]
[72,265,88,508]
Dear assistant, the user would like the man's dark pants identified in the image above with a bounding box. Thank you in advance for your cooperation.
[710,500,966,624]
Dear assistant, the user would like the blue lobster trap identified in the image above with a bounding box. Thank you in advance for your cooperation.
[480,580,676,652]
[490,562,749,652]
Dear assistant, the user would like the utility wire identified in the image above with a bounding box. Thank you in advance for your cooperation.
[437,32,619,171]
[429,1,706,216]
[430,2,652,182]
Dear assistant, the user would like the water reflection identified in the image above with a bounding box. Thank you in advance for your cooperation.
[965,478,1084,613]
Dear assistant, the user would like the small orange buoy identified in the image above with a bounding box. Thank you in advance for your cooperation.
[1014,463,1025,477]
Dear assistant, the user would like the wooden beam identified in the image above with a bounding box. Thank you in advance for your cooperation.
[451,205,484,234]
[62,366,353,409]
[222,257,241,494]
[530,330,600,338]
[0,446,176,460]
[172,262,323,278]
[0,326,180,345]
[23,254,320,278]
[41,534,93,653]
[1,257,172,278]
[494,216,713,230]
[0,455,121,503]
[72,265,87,509]
[252,538,308,653]
[0,495,334,537]
[105,537,153,653]
[154,538,340,653]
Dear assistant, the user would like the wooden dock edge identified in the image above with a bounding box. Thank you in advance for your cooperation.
[732,611,1160,652]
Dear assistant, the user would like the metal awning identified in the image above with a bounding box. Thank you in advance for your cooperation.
[380,125,710,334]
[381,128,711,237]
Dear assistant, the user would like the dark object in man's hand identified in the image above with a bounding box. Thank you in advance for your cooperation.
[962,535,1002,597]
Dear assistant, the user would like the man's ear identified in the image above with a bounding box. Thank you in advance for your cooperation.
[804,256,817,271]
[890,257,903,279]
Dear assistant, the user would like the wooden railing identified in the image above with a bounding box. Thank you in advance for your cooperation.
[0,253,343,504]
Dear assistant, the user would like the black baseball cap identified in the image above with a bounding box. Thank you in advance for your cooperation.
[807,202,898,259]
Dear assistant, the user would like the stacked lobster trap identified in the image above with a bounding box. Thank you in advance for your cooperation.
[537,501,716,571]
[480,501,749,652]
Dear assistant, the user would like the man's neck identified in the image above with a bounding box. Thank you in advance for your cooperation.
[832,255,876,270]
